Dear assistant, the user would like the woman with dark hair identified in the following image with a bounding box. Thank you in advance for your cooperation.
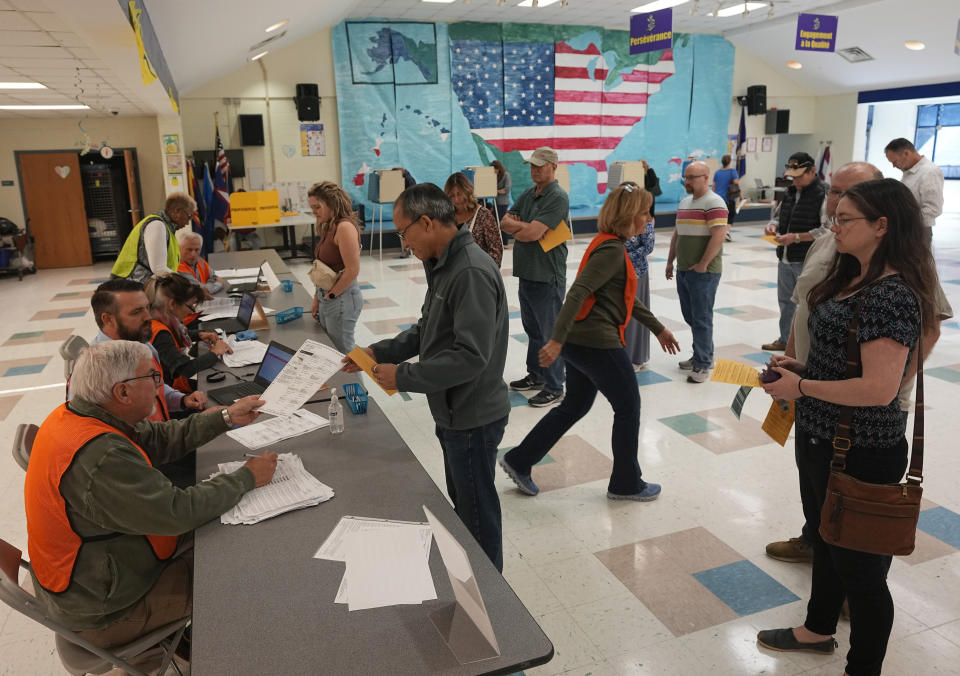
[712,154,740,233]
[491,160,511,221]
[640,159,661,219]
[145,274,232,393]
[757,179,938,676]
[500,183,680,500]
[308,181,363,353]
[445,172,503,266]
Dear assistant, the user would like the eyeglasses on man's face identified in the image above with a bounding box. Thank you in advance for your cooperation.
[119,370,163,387]
[683,174,707,182]
[396,214,424,241]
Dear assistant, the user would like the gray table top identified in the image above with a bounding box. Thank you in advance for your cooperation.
[191,265,552,675]
[209,248,291,274]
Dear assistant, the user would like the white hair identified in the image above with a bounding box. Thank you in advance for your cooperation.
[176,228,203,246]
[72,341,152,405]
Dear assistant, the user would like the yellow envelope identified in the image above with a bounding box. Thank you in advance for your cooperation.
[539,220,573,252]
[761,235,780,245]
[762,399,795,446]
[347,347,398,396]
[710,358,762,388]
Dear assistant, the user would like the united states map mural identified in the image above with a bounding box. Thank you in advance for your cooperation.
[333,20,734,214]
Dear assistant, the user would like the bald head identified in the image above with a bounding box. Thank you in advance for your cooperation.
[826,162,883,218]
[684,161,711,198]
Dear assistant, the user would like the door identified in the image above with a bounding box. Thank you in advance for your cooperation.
[17,152,92,268]
[123,149,143,229]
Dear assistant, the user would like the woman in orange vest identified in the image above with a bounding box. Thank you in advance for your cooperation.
[145,274,232,394]
[500,183,680,500]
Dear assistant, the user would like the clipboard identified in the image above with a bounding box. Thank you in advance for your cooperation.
[539,220,572,252]
[347,347,398,396]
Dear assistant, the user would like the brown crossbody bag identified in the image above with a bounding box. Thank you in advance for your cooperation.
[819,285,924,556]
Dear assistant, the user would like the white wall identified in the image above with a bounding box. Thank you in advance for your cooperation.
[813,93,857,171]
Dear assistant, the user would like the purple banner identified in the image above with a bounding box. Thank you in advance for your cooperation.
[795,13,838,52]
[630,8,673,55]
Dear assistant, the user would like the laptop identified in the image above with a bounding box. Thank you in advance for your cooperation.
[208,340,296,405]
[227,263,265,294]
[198,292,256,335]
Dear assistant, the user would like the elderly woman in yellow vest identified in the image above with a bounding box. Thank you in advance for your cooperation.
[499,183,680,500]
[112,193,196,283]
[176,228,224,298]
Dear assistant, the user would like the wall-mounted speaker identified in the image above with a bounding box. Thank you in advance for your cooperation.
[765,109,790,134]
[295,83,320,121]
[746,85,767,115]
[238,114,264,146]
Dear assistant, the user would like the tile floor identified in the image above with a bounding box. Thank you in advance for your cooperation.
[2,216,960,675]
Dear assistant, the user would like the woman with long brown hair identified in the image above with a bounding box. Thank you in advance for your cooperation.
[308,181,363,353]
[758,179,938,676]
[445,172,503,266]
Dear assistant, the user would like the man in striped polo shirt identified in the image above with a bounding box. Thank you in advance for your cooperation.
[665,161,729,383]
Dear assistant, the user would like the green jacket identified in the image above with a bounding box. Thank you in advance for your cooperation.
[111,211,180,282]
[30,398,254,630]
[371,229,510,430]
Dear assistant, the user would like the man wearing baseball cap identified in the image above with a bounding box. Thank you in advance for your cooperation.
[500,147,570,407]
[761,151,827,352]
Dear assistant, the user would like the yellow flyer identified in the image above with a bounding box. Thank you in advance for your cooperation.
[539,220,572,252]
[761,235,779,245]
[762,399,795,446]
[710,359,762,388]
[347,347,398,396]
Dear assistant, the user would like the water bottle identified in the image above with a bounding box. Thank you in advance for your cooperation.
[328,387,344,435]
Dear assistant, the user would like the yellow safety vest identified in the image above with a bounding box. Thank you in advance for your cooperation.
[111,213,180,281]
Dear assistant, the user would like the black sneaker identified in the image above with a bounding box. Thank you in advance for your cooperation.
[528,390,563,407]
[509,375,543,391]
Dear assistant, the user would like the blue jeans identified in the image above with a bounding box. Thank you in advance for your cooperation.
[314,280,362,353]
[778,261,804,343]
[435,416,508,572]
[517,279,565,394]
[676,270,720,369]
[504,343,646,495]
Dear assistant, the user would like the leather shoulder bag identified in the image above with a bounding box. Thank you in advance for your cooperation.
[819,283,924,556]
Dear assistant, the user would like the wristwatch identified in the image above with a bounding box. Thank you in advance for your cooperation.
[221,407,233,428]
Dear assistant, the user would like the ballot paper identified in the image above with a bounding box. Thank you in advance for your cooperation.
[215,453,334,525]
[343,528,436,611]
[539,220,572,252]
[221,338,269,368]
[762,399,795,446]
[258,339,344,416]
[226,409,329,450]
[710,358,762,388]
[315,516,433,562]
[761,235,780,246]
[218,267,261,278]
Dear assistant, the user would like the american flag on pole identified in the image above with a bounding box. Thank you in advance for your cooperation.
[203,117,231,255]
[451,38,674,192]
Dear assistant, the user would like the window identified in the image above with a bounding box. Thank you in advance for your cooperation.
[915,103,960,179]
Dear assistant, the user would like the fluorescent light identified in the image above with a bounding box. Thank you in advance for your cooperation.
[786,61,802,69]
[631,0,688,12]
[904,40,925,50]
[0,82,46,89]
[250,50,269,61]
[265,19,288,32]
[715,2,765,17]
[519,0,561,5]
[0,104,89,110]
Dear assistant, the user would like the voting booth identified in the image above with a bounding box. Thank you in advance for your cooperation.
[462,166,497,198]
[366,169,404,204]
[607,161,646,190]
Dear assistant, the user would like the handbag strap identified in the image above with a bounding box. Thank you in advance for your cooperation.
[830,281,924,485]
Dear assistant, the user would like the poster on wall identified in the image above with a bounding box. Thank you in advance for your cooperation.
[300,123,326,156]
[746,137,757,153]
[629,8,673,55]
[727,134,739,156]
[165,155,184,174]
[162,134,180,155]
[795,13,837,52]
[762,136,773,153]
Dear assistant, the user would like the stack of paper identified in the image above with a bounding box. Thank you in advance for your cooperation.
[218,267,261,279]
[259,339,345,416]
[215,453,334,525]
[314,516,436,611]
[222,337,269,368]
[226,410,329,450]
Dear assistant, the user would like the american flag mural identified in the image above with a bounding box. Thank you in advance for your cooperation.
[450,38,674,192]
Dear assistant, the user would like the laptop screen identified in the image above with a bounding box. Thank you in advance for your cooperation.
[254,341,295,386]
[236,293,256,326]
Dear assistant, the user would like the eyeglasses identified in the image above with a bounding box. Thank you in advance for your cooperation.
[184,302,197,313]
[831,215,871,227]
[119,370,163,387]
[785,163,813,170]
[396,214,424,241]
[683,175,707,182]
[620,182,637,192]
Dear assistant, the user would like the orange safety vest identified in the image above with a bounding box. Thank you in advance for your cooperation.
[573,233,637,345]
[150,320,193,394]
[24,403,177,593]
[177,258,211,284]
[148,353,171,422]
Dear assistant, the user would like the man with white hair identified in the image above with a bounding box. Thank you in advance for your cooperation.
[112,192,197,282]
[177,228,224,297]
[25,340,275,657]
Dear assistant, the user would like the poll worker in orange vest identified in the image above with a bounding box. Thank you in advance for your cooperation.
[176,228,224,298]
[145,274,232,394]
[499,183,680,500]
[25,340,276,659]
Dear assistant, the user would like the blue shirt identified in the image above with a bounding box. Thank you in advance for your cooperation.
[713,168,738,201]
[624,222,655,277]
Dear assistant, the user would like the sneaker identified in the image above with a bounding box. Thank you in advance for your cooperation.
[687,367,710,383]
[756,628,837,655]
[679,358,714,371]
[761,339,787,351]
[608,482,661,502]
[528,390,564,407]
[633,362,647,372]
[509,375,543,391]
[725,232,733,242]
[765,537,813,563]
[499,457,539,496]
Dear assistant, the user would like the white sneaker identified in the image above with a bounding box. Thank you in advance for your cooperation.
[633,362,647,372]
[678,357,694,370]
[687,367,710,383]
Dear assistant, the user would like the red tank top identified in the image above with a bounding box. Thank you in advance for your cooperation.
[313,222,347,272]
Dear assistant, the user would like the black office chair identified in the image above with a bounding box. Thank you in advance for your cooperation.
[11,423,37,471]
[0,537,189,676]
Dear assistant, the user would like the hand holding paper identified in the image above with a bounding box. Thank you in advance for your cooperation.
[346,347,398,395]
[710,359,762,388]
[539,220,572,252]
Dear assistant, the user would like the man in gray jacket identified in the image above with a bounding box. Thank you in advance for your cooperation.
[344,183,510,571]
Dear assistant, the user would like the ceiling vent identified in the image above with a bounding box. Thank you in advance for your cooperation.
[837,46,874,63]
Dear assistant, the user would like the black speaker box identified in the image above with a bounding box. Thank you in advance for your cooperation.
[765,109,790,134]
[296,83,319,99]
[238,114,264,146]
[295,83,320,121]
[746,85,766,115]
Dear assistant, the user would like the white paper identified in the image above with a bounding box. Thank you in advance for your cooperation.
[198,297,239,312]
[333,524,435,604]
[344,529,434,611]
[315,516,433,562]
[224,276,258,284]
[261,261,282,292]
[226,409,329,450]
[258,339,344,416]
[221,338,269,368]
[200,308,240,322]
[219,267,261,278]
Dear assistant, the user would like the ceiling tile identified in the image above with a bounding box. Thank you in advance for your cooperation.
[0,30,59,46]
[0,45,74,59]
[0,9,36,29]
[24,11,71,32]
[49,32,87,48]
